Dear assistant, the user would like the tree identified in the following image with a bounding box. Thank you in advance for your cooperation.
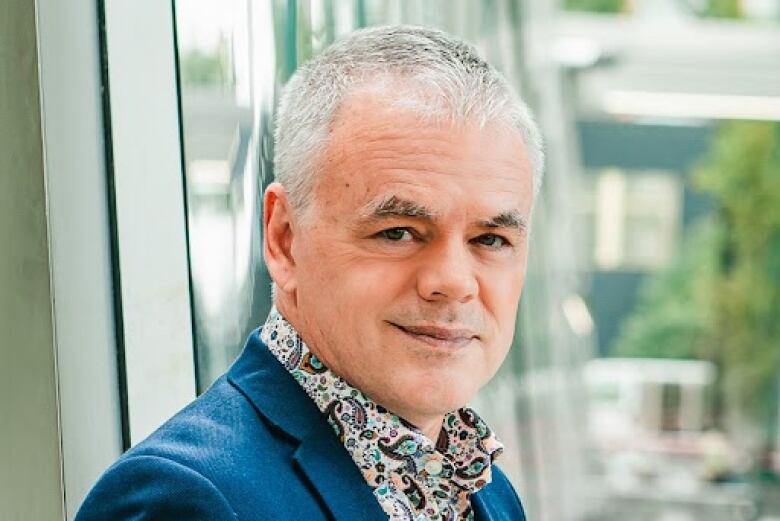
[612,219,718,361]
[614,121,780,441]
[696,122,780,427]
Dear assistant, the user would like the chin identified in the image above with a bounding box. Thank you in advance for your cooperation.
[407,378,481,415]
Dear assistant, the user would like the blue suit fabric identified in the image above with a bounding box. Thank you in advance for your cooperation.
[75,330,527,520]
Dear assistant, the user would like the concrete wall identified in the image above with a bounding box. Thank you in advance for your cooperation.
[0,0,65,519]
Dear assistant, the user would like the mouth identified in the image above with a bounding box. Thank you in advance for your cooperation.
[388,322,478,350]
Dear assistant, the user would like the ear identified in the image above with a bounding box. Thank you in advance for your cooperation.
[263,182,298,295]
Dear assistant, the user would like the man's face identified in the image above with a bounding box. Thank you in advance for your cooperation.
[271,90,534,428]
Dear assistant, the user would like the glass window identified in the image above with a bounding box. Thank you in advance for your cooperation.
[176,0,381,390]
[583,168,682,271]
[176,1,280,388]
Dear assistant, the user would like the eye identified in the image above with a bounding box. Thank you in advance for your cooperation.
[377,227,415,242]
[473,233,511,249]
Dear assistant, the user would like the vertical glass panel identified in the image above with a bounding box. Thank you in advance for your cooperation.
[175,0,366,390]
[175,0,276,389]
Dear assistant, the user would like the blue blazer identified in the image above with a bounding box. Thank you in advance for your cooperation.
[76,331,527,520]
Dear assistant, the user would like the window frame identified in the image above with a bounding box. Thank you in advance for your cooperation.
[37,0,200,516]
[100,0,198,447]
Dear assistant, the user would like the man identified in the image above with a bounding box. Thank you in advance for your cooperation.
[76,25,543,521]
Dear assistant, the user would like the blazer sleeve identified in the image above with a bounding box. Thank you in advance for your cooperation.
[74,454,238,521]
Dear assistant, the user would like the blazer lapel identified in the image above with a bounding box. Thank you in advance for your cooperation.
[228,331,386,520]
[293,414,387,521]
[228,330,322,440]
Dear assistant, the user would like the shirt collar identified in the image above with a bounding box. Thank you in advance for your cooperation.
[260,306,503,519]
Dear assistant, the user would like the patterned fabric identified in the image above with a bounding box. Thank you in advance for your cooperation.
[260,306,503,521]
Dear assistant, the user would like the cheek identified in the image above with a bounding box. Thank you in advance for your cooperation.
[483,263,525,307]
[333,264,412,331]
[295,243,415,338]
[300,238,414,299]
[481,266,525,344]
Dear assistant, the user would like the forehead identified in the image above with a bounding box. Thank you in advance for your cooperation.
[313,90,534,218]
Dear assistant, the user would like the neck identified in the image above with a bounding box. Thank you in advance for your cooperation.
[411,414,445,442]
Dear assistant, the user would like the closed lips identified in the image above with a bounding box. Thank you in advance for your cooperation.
[390,323,478,341]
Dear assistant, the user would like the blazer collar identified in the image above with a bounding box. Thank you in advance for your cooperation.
[227,329,320,440]
[227,330,386,520]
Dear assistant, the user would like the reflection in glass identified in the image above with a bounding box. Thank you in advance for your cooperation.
[175,0,369,391]
[176,0,271,389]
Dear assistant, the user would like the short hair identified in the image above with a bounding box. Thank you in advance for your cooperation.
[273,25,544,216]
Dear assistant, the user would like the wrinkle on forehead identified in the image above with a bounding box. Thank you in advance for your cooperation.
[323,125,529,183]
[326,87,526,158]
[312,90,534,214]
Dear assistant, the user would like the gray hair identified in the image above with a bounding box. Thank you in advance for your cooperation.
[273,25,544,216]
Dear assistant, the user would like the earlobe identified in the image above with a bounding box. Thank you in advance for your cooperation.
[263,183,297,294]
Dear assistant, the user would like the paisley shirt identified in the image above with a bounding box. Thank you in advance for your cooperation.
[260,306,503,521]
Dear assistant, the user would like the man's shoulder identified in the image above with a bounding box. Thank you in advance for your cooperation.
[130,375,260,454]
[75,452,239,521]
[75,374,300,520]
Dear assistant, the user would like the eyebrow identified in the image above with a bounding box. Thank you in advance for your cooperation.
[480,211,528,234]
[361,194,436,220]
[359,194,527,234]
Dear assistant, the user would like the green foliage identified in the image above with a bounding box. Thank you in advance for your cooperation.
[695,122,780,420]
[180,44,232,89]
[612,220,719,360]
[613,121,780,430]
[563,0,625,13]
[562,0,742,18]
[702,0,742,19]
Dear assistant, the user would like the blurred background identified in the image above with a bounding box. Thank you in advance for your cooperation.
[175,1,780,520]
[3,0,779,519]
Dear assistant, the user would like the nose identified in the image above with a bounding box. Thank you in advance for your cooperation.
[416,238,478,303]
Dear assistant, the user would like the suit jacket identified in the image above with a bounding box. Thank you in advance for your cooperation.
[75,330,527,520]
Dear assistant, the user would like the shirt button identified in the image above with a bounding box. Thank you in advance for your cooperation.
[424,459,443,476]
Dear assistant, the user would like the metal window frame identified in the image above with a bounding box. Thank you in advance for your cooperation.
[36,0,197,517]
[100,0,197,446]
[35,0,123,517]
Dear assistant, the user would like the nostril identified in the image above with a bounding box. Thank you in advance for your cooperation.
[416,257,478,302]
